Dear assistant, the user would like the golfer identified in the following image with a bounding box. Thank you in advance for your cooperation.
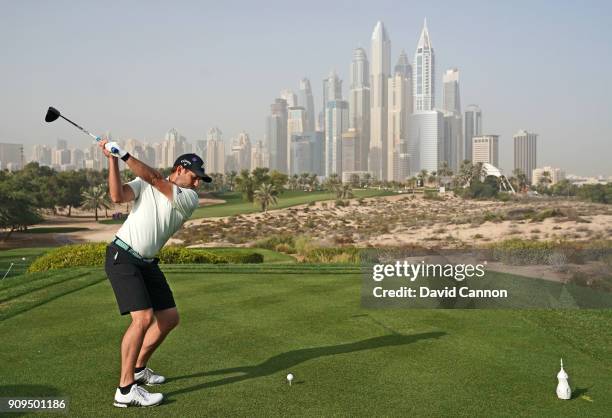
[99,138,211,408]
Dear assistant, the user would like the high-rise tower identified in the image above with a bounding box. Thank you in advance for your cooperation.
[413,19,435,111]
[369,21,391,180]
[349,47,371,172]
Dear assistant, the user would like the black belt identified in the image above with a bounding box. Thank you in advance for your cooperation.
[112,237,155,262]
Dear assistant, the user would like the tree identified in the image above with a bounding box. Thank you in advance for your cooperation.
[323,173,341,195]
[417,169,428,187]
[362,172,372,188]
[56,171,88,216]
[288,174,299,191]
[299,172,310,191]
[512,168,528,192]
[268,170,287,194]
[538,171,552,188]
[235,169,255,202]
[337,183,354,199]
[226,170,238,191]
[81,185,110,221]
[308,173,319,191]
[0,188,42,241]
[254,183,278,213]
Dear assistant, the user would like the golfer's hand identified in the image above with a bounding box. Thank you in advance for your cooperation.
[99,138,115,158]
[100,139,127,159]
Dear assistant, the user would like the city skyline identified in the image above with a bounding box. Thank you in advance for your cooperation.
[1,1,611,176]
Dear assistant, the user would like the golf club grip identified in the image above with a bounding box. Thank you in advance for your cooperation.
[103,142,120,155]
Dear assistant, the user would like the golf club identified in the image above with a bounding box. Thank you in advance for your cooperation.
[45,106,118,154]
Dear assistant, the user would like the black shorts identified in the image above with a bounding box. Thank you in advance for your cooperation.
[105,244,176,315]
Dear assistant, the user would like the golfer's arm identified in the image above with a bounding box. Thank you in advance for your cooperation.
[108,156,134,203]
[124,155,173,200]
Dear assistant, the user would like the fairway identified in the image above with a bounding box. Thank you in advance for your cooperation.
[190,189,395,219]
[1,264,611,416]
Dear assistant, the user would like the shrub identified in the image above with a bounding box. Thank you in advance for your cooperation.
[27,242,264,272]
[159,246,224,264]
[301,247,361,264]
[28,242,107,272]
[423,190,444,201]
[274,243,294,253]
[252,233,295,251]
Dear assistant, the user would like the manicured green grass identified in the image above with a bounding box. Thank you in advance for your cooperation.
[21,227,90,234]
[99,218,126,225]
[191,189,396,219]
[0,247,52,279]
[1,264,611,416]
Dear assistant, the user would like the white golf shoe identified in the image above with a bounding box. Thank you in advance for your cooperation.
[113,384,163,408]
[135,367,166,385]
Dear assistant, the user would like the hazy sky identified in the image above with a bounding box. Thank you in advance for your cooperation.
[1,0,611,175]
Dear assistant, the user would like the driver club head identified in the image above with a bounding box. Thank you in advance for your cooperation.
[45,106,61,123]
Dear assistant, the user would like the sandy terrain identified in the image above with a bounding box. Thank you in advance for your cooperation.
[174,193,612,248]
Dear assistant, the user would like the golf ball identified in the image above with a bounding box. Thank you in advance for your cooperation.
[21,257,26,261]
[286,373,294,382]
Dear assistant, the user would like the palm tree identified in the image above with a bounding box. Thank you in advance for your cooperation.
[289,174,299,191]
[538,171,552,188]
[337,183,354,199]
[235,169,255,201]
[81,185,110,221]
[226,170,238,191]
[299,173,310,191]
[512,168,528,192]
[254,183,278,213]
[417,169,429,187]
[308,173,319,191]
[457,160,473,187]
[324,173,341,195]
[362,172,372,188]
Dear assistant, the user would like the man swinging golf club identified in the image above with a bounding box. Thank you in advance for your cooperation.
[99,138,211,408]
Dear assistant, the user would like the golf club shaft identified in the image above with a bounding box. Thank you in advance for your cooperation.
[59,115,119,153]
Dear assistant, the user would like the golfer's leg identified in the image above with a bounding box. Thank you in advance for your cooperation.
[136,307,180,368]
[120,308,154,386]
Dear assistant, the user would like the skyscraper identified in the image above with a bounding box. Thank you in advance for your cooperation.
[442,68,463,172]
[280,89,297,107]
[231,131,252,172]
[266,98,288,173]
[513,129,538,183]
[287,106,306,173]
[349,47,371,172]
[442,68,461,114]
[472,135,499,167]
[250,140,268,170]
[0,143,24,171]
[298,78,315,132]
[413,19,435,111]
[206,127,225,174]
[387,50,412,181]
[408,110,444,175]
[32,144,52,166]
[369,21,391,180]
[464,104,482,163]
[325,100,349,177]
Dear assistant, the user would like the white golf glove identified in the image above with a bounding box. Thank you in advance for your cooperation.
[104,141,127,159]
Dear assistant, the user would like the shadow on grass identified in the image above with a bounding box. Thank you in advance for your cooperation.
[166,332,446,397]
[571,386,590,400]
